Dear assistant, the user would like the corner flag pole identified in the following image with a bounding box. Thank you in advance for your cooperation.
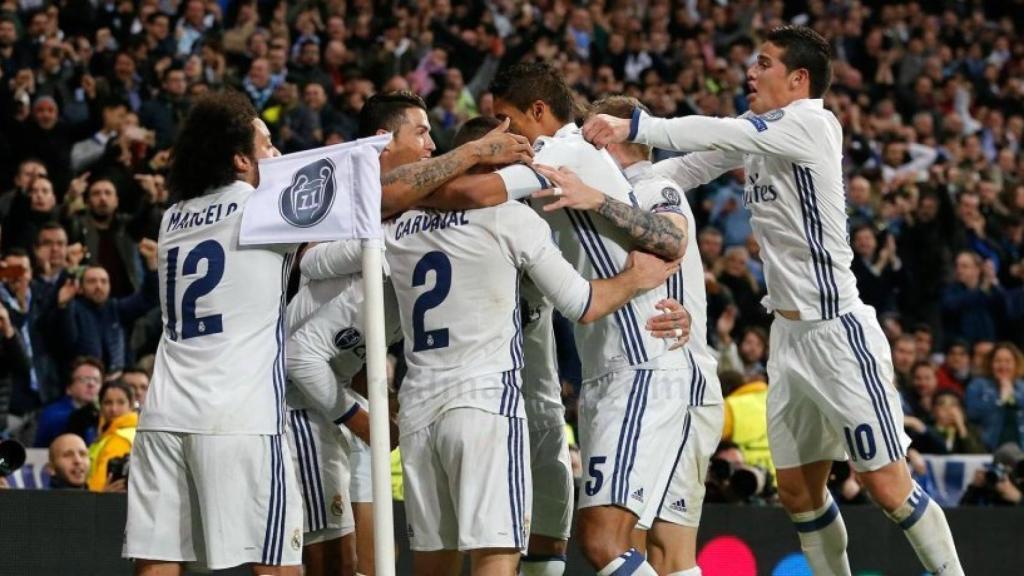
[362,237,395,576]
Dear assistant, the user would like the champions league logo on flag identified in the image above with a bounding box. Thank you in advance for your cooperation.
[239,134,391,245]
[279,157,337,228]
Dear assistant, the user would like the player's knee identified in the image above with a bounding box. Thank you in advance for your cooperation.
[776,480,814,513]
[859,463,912,512]
[576,514,627,567]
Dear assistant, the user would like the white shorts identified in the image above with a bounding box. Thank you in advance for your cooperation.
[767,306,911,473]
[577,368,689,518]
[124,431,303,569]
[348,432,373,504]
[638,403,724,529]
[528,421,573,540]
[401,407,531,552]
[286,409,355,538]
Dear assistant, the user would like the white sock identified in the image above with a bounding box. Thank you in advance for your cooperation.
[668,567,702,576]
[789,493,852,576]
[884,483,964,575]
[596,548,658,576]
[520,554,566,576]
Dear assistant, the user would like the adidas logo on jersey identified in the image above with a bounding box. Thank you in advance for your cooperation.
[631,488,644,502]
[669,498,687,512]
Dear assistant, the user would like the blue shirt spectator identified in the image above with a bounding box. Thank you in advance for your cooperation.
[34,357,103,448]
[965,343,1024,451]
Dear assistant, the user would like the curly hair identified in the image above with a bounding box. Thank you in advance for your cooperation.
[167,91,257,200]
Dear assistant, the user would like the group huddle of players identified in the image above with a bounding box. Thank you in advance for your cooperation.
[120,25,964,576]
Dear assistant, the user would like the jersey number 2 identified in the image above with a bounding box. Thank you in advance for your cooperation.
[412,251,451,351]
[164,240,225,341]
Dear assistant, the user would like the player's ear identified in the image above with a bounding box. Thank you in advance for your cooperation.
[531,100,545,121]
[233,152,253,174]
[791,68,808,91]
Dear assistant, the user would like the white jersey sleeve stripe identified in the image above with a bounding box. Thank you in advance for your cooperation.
[793,164,839,319]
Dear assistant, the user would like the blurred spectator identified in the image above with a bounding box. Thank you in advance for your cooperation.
[70,99,127,173]
[906,361,940,421]
[1,176,59,252]
[54,239,158,379]
[46,433,90,490]
[966,343,1024,451]
[0,303,30,433]
[851,225,902,314]
[891,334,917,392]
[139,67,190,150]
[911,391,986,455]
[120,367,149,409]
[34,356,103,448]
[912,324,935,363]
[67,179,145,298]
[960,443,1024,507]
[942,251,1002,346]
[721,371,773,476]
[243,57,278,111]
[716,246,768,334]
[936,339,973,397]
[86,380,135,492]
[707,170,750,247]
[0,159,47,221]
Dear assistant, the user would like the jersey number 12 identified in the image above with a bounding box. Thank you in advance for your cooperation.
[164,240,225,341]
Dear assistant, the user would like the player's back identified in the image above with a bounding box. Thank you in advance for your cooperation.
[385,201,574,434]
[532,124,687,380]
[141,181,294,435]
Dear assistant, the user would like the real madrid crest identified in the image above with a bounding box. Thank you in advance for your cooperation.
[279,157,337,228]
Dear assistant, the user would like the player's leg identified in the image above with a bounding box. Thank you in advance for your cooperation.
[187,433,303,574]
[576,369,688,574]
[124,431,193,575]
[435,408,530,576]
[835,311,962,575]
[402,420,461,576]
[353,503,374,575]
[349,435,375,575]
[767,316,852,576]
[644,403,725,575]
[522,422,573,576]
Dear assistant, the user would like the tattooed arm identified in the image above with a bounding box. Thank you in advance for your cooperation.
[532,165,687,260]
[380,118,533,218]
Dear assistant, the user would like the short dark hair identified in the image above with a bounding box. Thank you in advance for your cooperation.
[490,61,576,123]
[99,380,134,405]
[122,367,151,380]
[2,247,29,260]
[357,91,427,138]
[70,356,105,378]
[764,25,832,98]
[452,116,501,148]
[168,91,257,200]
[588,95,651,158]
[35,221,66,244]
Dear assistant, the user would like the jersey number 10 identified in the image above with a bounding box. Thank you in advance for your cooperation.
[164,240,226,341]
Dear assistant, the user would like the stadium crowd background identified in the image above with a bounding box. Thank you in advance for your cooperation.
[1,0,1023,506]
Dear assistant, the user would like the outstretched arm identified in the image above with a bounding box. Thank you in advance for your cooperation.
[532,165,687,260]
[380,118,533,218]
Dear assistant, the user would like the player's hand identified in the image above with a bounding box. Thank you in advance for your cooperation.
[582,113,632,149]
[474,117,534,166]
[646,298,691,350]
[531,165,605,212]
[625,251,680,291]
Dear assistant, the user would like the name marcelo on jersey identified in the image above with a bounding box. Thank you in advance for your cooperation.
[394,211,470,241]
[166,202,239,233]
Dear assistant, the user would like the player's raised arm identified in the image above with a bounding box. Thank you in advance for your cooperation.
[299,239,363,280]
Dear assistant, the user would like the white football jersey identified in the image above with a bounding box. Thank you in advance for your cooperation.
[519,280,564,428]
[384,201,591,434]
[638,100,859,320]
[624,161,722,406]
[529,123,688,381]
[141,181,296,435]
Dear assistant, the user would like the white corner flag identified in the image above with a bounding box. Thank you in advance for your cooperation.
[240,134,391,245]
[238,133,398,576]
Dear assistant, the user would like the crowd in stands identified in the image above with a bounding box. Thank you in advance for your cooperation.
[1,0,1023,503]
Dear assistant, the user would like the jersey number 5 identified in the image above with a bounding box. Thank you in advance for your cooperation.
[412,251,451,351]
[164,240,225,341]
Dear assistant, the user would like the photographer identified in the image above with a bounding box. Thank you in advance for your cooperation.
[86,380,135,492]
[960,443,1024,507]
[705,441,775,505]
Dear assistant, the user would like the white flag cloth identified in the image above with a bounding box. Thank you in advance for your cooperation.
[240,134,391,245]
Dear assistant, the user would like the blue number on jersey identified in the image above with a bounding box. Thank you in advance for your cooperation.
[843,424,877,462]
[411,251,451,351]
[164,240,226,341]
[585,456,606,496]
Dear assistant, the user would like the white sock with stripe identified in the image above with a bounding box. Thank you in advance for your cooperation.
[668,567,702,576]
[520,554,566,575]
[884,483,963,575]
[596,548,658,576]
[789,493,852,576]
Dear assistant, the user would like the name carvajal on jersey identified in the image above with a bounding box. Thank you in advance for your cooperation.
[165,201,239,233]
[394,210,470,241]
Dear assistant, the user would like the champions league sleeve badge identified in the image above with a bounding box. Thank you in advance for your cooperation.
[279,157,338,228]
